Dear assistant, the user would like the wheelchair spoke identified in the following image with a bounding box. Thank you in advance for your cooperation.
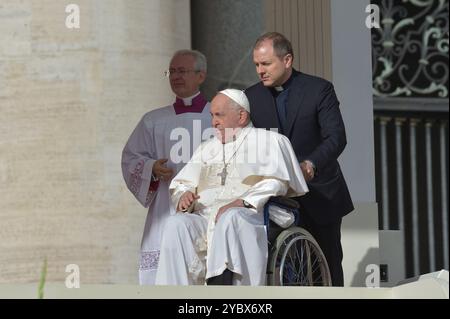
[291,241,305,285]
[296,240,308,285]
[293,240,305,284]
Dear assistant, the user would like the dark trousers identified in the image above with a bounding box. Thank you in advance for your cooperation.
[298,213,344,286]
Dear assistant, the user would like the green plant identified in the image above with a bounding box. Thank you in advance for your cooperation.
[38,257,47,299]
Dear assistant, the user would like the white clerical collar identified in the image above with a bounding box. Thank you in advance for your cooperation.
[274,86,284,92]
[235,123,253,139]
[223,123,253,144]
[178,91,201,106]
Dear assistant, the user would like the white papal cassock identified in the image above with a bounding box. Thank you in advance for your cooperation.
[155,125,308,285]
[121,92,211,285]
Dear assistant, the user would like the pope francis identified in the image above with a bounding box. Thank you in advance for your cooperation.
[155,89,308,286]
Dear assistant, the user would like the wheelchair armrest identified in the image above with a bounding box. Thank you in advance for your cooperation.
[267,196,300,210]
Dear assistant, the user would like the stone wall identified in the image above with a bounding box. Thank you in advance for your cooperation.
[0,0,191,284]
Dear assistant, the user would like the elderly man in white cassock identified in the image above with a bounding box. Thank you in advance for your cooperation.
[155,89,308,286]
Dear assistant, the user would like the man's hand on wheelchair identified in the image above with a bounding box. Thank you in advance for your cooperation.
[300,160,315,182]
[178,191,200,212]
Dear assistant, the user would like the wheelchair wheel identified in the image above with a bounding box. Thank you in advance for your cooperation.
[267,227,332,286]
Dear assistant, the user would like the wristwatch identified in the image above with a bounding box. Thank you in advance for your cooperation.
[242,200,253,208]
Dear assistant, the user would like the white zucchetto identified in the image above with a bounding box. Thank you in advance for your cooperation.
[219,89,250,113]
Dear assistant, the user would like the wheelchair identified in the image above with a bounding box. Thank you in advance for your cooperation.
[264,196,332,286]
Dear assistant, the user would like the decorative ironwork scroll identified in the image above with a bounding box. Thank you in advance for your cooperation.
[371,0,449,98]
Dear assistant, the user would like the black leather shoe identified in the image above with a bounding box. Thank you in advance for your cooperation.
[206,269,233,285]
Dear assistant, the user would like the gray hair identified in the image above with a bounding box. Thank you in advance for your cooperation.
[226,98,251,125]
[172,49,207,72]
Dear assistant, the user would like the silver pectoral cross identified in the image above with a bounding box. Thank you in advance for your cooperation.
[217,166,228,186]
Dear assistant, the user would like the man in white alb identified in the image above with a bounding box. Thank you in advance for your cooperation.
[121,50,211,285]
[155,89,308,286]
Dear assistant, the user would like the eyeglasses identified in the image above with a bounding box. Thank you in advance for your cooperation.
[164,69,200,77]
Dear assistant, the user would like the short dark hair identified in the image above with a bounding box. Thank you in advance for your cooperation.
[254,32,294,60]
